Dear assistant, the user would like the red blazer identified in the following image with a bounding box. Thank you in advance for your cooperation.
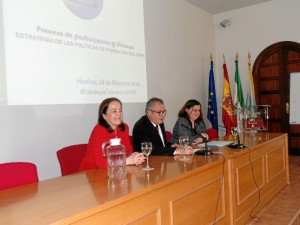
[79,123,132,170]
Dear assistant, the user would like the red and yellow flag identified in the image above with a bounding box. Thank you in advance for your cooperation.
[222,58,237,135]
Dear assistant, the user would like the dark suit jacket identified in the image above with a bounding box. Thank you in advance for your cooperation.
[132,115,175,156]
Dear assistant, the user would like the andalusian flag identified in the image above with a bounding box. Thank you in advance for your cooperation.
[207,58,218,132]
[222,57,237,135]
[233,55,244,109]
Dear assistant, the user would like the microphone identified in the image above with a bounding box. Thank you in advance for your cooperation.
[202,136,212,155]
[195,134,212,155]
[228,127,245,149]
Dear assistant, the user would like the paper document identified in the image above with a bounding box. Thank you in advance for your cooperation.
[197,141,234,147]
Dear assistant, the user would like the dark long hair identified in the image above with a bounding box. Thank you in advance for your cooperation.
[178,99,203,123]
[98,97,125,132]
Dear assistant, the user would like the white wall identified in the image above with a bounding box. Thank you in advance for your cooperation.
[213,0,300,132]
[144,0,215,130]
[0,0,215,180]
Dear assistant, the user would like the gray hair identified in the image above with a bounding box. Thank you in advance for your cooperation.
[145,97,164,113]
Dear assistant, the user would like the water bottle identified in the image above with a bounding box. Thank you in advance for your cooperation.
[102,138,127,179]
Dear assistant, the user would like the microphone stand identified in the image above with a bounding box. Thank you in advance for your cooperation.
[194,137,212,155]
[228,128,245,149]
[203,138,212,155]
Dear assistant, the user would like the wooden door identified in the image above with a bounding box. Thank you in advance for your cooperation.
[253,41,300,155]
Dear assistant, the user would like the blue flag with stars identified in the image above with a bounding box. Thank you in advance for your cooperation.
[207,60,218,132]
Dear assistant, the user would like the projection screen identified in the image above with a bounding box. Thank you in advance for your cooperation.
[0,0,147,105]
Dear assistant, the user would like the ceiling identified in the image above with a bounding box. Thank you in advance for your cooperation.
[184,0,274,14]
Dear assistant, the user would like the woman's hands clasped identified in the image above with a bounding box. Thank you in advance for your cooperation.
[171,143,194,155]
[191,133,209,147]
[126,152,146,166]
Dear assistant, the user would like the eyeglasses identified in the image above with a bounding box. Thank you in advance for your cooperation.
[191,109,201,113]
[148,109,167,116]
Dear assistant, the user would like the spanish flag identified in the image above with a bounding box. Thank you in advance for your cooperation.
[222,56,237,135]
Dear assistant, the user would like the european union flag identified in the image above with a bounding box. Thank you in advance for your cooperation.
[207,60,218,132]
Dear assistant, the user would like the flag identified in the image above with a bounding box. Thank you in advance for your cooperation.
[233,59,244,109]
[207,60,218,132]
[246,52,256,107]
[222,62,237,135]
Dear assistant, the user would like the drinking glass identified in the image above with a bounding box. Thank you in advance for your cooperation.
[141,142,154,171]
[179,136,189,161]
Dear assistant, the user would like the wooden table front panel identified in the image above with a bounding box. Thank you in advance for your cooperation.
[67,157,227,225]
[227,133,289,225]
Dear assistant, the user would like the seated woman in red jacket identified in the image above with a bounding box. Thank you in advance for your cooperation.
[79,97,145,170]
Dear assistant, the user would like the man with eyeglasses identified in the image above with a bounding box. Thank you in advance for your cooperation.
[132,97,192,155]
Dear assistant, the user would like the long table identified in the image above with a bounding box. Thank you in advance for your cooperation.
[0,133,289,225]
[218,132,289,225]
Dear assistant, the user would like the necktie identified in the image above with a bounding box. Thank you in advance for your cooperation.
[156,125,165,146]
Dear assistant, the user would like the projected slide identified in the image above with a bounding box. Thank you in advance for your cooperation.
[0,0,147,105]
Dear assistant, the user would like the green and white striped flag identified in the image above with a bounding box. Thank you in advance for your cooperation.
[233,58,244,109]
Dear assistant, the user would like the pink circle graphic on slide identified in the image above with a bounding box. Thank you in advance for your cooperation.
[63,0,103,20]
